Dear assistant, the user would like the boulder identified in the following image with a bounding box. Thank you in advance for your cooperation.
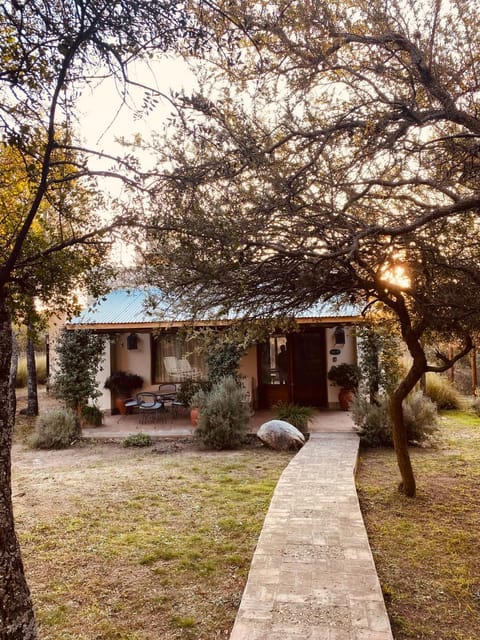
[257,420,305,451]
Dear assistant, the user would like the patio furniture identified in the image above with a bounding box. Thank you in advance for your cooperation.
[137,392,163,424]
[163,356,202,381]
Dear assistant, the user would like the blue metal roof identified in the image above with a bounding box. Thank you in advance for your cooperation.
[68,288,361,327]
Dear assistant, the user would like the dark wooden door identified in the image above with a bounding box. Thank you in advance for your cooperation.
[291,331,327,407]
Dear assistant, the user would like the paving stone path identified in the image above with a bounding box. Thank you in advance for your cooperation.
[229,432,394,640]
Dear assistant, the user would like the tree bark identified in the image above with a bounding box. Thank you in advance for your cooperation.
[389,386,417,497]
[25,331,39,416]
[0,296,37,638]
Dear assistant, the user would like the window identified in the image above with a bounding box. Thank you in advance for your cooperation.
[153,333,206,382]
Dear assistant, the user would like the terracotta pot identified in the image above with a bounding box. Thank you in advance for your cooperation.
[338,388,355,411]
[190,407,199,427]
[115,397,128,415]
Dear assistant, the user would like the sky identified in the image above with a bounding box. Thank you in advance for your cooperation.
[75,57,198,265]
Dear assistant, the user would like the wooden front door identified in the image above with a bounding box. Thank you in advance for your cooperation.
[257,330,328,409]
[291,331,328,407]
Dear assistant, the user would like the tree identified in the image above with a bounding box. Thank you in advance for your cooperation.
[141,0,480,497]
[0,2,214,636]
[54,329,106,413]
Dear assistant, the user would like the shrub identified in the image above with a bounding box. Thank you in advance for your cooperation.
[425,373,463,410]
[352,392,438,447]
[195,376,250,450]
[275,403,315,433]
[81,404,103,427]
[403,391,439,443]
[327,363,361,389]
[351,395,392,447]
[123,433,152,448]
[104,371,143,396]
[54,329,106,411]
[30,408,80,449]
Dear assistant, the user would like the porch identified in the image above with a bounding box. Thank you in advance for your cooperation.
[81,408,356,440]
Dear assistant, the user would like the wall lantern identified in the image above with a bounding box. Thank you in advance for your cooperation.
[333,326,346,345]
[126,333,139,350]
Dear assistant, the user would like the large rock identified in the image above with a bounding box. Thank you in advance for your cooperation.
[257,420,305,451]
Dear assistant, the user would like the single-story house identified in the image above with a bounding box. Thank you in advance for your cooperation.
[55,288,361,413]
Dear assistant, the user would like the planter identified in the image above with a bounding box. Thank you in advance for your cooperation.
[190,407,199,427]
[338,388,355,411]
[115,397,129,415]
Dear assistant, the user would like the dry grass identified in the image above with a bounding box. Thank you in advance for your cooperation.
[13,440,293,639]
[356,410,480,640]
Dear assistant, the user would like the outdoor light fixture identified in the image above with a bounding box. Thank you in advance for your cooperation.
[126,333,138,350]
[334,326,346,345]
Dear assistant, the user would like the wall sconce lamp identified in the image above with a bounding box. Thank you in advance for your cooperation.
[126,333,139,350]
[334,326,346,345]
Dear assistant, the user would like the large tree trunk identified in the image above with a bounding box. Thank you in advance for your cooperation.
[388,352,426,498]
[0,296,37,638]
[25,331,39,416]
[389,387,416,497]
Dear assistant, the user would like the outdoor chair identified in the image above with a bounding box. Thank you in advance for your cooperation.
[136,392,162,424]
[176,358,202,381]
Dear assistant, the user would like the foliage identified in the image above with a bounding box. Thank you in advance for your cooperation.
[142,0,480,496]
[81,404,103,427]
[357,321,403,401]
[0,0,219,633]
[104,371,143,396]
[353,392,438,448]
[327,363,361,390]
[123,433,152,448]
[195,376,250,450]
[275,403,315,434]
[206,341,245,385]
[54,329,106,411]
[30,408,80,449]
[177,378,211,407]
[425,373,463,410]
[16,354,47,388]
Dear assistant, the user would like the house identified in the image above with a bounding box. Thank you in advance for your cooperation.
[58,288,361,412]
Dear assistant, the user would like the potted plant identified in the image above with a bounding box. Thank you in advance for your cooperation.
[327,363,361,411]
[179,378,211,426]
[104,371,143,414]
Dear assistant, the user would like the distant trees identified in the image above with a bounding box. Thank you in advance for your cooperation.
[143,0,480,497]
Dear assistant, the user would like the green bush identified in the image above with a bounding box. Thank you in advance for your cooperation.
[30,408,81,449]
[352,392,438,447]
[195,376,250,450]
[425,373,463,410]
[123,433,152,448]
[351,396,392,447]
[275,403,315,433]
[81,404,103,427]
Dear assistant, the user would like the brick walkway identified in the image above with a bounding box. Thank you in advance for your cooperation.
[229,430,393,640]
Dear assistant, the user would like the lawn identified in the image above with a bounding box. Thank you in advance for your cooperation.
[356,410,480,640]
[12,439,293,639]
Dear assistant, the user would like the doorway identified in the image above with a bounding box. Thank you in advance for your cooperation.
[258,330,328,408]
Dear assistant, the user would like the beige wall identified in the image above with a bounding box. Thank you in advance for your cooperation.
[325,326,357,407]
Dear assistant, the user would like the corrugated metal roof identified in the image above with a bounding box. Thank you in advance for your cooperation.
[68,288,361,327]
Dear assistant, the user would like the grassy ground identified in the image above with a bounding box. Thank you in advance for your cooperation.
[13,415,293,639]
[356,410,480,640]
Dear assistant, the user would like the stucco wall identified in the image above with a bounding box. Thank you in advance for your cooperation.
[325,326,357,407]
